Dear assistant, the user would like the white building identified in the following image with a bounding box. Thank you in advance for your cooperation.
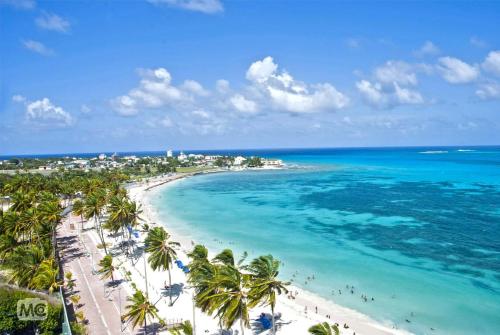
[178,151,187,161]
[166,149,173,158]
[98,153,106,160]
[262,158,283,167]
[234,156,246,166]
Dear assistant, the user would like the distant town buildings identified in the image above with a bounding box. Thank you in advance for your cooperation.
[166,149,173,158]
[178,151,188,162]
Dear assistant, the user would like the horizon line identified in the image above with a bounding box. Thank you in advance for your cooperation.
[2,143,500,158]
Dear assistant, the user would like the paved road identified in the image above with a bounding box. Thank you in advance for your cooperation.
[58,212,134,335]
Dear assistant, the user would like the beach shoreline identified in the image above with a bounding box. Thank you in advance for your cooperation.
[128,172,413,335]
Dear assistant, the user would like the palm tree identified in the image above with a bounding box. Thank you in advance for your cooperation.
[97,254,116,282]
[122,289,160,335]
[38,199,62,257]
[169,320,193,335]
[144,226,180,305]
[247,255,289,335]
[29,258,61,293]
[83,190,108,254]
[187,245,218,315]
[308,322,340,335]
[5,245,45,287]
[72,199,85,231]
[200,263,251,335]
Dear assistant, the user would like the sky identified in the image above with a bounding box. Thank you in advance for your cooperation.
[1,0,500,155]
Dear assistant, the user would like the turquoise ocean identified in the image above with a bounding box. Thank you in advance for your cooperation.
[149,147,500,335]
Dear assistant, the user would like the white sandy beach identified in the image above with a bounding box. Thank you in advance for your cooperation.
[115,173,414,335]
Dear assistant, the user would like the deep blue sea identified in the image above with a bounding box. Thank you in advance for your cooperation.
[148,147,500,335]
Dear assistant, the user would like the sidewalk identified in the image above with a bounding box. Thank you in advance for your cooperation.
[58,212,133,335]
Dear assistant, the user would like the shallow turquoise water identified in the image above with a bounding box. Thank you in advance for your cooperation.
[150,147,500,334]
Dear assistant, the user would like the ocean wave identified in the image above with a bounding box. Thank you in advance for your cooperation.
[457,149,476,152]
[419,150,448,154]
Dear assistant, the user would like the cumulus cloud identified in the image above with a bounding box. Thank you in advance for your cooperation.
[147,0,223,13]
[374,60,418,86]
[111,67,203,115]
[437,56,479,84]
[22,39,54,56]
[482,50,500,76]
[414,41,440,57]
[182,80,210,96]
[215,79,230,94]
[245,56,349,113]
[35,11,70,33]
[356,80,423,108]
[476,81,500,100]
[229,94,258,113]
[13,95,73,127]
[356,59,426,109]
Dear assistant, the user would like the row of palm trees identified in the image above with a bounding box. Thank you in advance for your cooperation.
[0,176,64,293]
[0,172,130,307]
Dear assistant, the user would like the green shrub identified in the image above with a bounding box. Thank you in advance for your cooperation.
[0,286,62,334]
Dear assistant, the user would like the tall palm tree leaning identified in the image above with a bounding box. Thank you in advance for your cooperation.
[308,322,340,335]
[247,255,289,335]
[122,289,160,335]
[144,226,180,306]
[97,254,116,282]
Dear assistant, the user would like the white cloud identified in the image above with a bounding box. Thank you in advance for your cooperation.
[12,95,27,103]
[229,94,258,113]
[356,80,386,107]
[80,104,91,114]
[13,95,73,127]
[246,56,349,113]
[182,80,210,96]
[35,11,70,33]
[475,82,500,100]
[482,50,500,76]
[470,37,487,48]
[356,80,424,108]
[246,56,278,83]
[374,60,418,86]
[147,0,223,13]
[22,39,54,56]
[181,109,227,135]
[393,82,424,104]
[414,41,440,57]
[111,95,138,116]
[160,116,174,127]
[111,67,193,115]
[437,56,479,84]
[215,79,230,94]
[0,0,35,10]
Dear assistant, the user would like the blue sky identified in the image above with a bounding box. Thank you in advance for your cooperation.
[1,0,500,155]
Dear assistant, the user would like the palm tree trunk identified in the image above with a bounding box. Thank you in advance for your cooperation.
[271,304,276,335]
[96,215,108,254]
[240,317,245,335]
[168,268,173,306]
[144,318,147,335]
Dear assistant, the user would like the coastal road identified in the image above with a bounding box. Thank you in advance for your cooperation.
[58,212,133,335]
